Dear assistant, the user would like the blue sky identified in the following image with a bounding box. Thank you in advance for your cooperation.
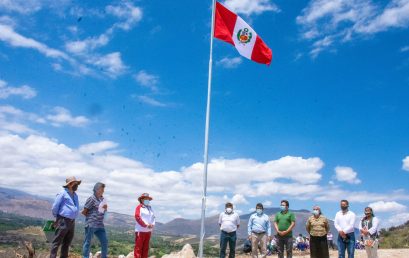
[1,0,409,227]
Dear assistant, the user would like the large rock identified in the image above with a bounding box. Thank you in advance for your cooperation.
[161,244,196,258]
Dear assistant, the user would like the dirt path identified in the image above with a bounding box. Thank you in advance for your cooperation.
[236,249,409,258]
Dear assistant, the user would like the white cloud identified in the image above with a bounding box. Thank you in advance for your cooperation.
[297,0,409,57]
[134,70,159,92]
[403,156,409,171]
[231,194,248,205]
[335,166,361,184]
[0,0,42,14]
[216,57,243,68]
[46,107,90,127]
[401,45,409,52]
[1,124,409,222]
[0,79,36,99]
[263,200,273,207]
[78,141,119,155]
[223,0,280,16]
[0,24,70,60]
[106,2,143,31]
[136,95,167,107]
[90,52,127,78]
[384,212,409,228]
[368,201,407,213]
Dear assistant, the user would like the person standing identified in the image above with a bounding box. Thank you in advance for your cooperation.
[219,202,240,258]
[334,200,356,258]
[247,203,272,258]
[306,205,330,258]
[82,182,108,258]
[134,193,155,258]
[359,207,380,258]
[50,176,81,258]
[274,200,296,258]
[327,232,335,250]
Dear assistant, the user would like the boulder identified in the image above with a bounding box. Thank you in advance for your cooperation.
[161,244,196,258]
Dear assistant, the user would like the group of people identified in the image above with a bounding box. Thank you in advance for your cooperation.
[49,176,380,258]
[49,176,155,258]
[218,199,380,258]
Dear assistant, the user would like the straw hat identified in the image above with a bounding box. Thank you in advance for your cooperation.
[63,176,81,187]
[138,193,153,202]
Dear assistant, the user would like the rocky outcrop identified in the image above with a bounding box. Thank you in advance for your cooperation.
[161,244,196,258]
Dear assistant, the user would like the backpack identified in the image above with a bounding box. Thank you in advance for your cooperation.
[243,239,252,253]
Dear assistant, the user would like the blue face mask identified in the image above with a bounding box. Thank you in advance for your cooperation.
[256,209,263,215]
[143,200,150,206]
[280,205,286,211]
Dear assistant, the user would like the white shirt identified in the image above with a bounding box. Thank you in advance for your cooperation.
[359,216,380,236]
[334,210,356,234]
[219,211,240,233]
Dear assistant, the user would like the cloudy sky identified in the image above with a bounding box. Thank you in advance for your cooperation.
[1,0,409,227]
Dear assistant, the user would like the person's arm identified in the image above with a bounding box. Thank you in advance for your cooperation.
[287,213,296,232]
[368,218,379,235]
[82,197,92,216]
[334,213,342,232]
[218,213,222,227]
[267,216,272,237]
[51,193,63,218]
[306,218,311,234]
[273,214,280,232]
[325,218,330,234]
[134,205,147,227]
[247,215,253,237]
[236,214,240,229]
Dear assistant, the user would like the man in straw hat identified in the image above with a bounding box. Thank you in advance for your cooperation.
[50,176,81,258]
[134,193,155,258]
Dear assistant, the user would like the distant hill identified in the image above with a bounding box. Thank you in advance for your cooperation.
[0,187,53,219]
[0,187,339,239]
[379,220,409,248]
[157,207,339,239]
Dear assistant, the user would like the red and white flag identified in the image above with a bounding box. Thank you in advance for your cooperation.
[214,2,272,65]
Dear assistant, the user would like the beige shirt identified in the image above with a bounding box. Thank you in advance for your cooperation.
[306,215,329,237]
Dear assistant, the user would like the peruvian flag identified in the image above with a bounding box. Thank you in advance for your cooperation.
[214,2,272,65]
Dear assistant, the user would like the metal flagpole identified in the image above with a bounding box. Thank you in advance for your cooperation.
[198,0,216,257]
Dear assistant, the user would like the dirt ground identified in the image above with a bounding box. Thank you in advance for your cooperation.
[236,249,409,258]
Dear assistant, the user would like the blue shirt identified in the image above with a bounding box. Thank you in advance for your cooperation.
[51,189,79,219]
[248,213,272,236]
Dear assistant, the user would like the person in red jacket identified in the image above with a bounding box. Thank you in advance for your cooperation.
[134,193,155,258]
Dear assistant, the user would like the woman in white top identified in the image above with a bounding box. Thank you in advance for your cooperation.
[359,207,380,258]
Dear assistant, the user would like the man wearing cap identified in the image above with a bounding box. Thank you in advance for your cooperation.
[50,176,81,258]
[134,193,155,258]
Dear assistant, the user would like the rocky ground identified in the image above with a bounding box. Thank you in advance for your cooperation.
[1,244,409,258]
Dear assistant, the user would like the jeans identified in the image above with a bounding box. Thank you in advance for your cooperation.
[337,232,355,258]
[220,230,236,258]
[50,217,75,258]
[277,235,293,258]
[82,227,108,258]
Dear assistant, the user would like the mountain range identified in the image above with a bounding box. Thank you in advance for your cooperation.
[0,187,338,239]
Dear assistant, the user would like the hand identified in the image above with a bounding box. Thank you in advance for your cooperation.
[268,236,272,242]
[339,231,346,238]
[103,204,108,211]
[147,224,154,229]
[248,235,252,240]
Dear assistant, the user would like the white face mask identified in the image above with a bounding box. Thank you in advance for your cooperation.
[226,208,233,213]
[312,210,319,216]
[256,209,263,215]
